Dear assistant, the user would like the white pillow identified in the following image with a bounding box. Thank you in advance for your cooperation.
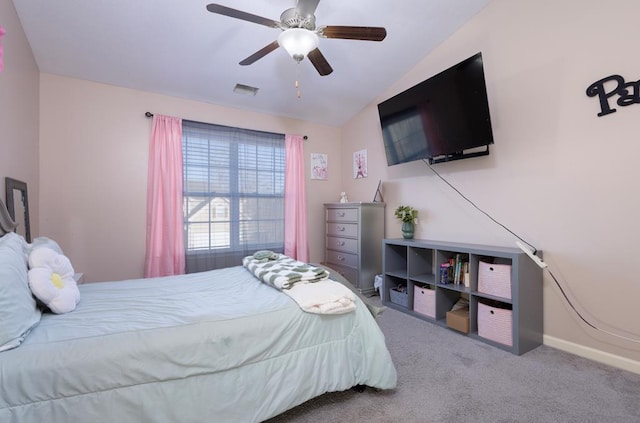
[29,236,64,255]
[28,247,80,314]
[0,233,41,351]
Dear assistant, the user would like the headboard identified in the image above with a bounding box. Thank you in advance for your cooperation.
[0,197,17,236]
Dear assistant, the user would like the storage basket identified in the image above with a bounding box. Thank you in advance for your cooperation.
[389,286,408,308]
[477,301,513,346]
[413,285,435,318]
[478,261,512,299]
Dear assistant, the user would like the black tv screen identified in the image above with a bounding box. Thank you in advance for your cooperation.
[378,53,494,165]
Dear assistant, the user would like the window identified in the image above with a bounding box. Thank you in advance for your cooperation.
[182,120,285,270]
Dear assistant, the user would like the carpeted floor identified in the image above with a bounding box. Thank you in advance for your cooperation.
[265,300,640,423]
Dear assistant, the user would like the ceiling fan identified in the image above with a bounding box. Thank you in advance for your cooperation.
[206,1,387,76]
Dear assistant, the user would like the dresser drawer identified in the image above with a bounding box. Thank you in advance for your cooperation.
[324,202,384,296]
[326,222,358,238]
[326,250,358,268]
[326,207,359,222]
[326,263,359,285]
[326,236,358,254]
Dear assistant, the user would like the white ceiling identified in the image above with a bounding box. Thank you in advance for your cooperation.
[12,0,490,127]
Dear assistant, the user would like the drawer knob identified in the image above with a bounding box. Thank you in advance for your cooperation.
[337,241,345,246]
[338,212,345,217]
[337,226,345,231]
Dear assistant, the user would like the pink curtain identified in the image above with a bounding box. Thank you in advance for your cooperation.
[144,114,185,277]
[0,26,5,73]
[284,134,309,262]
[0,26,7,72]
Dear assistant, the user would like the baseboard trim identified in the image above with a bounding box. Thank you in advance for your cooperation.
[544,335,640,375]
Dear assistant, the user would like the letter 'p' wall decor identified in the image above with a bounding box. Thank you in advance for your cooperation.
[586,74,640,117]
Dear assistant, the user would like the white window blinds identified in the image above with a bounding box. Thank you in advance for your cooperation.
[182,120,285,270]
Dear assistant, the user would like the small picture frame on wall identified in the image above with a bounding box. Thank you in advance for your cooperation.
[353,149,368,179]
[311,153,328,180]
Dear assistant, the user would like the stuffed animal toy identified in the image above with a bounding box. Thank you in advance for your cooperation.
[27,247,80,314]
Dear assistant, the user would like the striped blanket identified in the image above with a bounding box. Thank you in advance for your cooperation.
[242,253,355,314]
[242,254,329,290]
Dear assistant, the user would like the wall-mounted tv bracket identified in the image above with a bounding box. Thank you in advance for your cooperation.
[428,145,490,165]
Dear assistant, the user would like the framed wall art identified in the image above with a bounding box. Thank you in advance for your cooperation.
[311,153,328,180]
[353,149,367,179]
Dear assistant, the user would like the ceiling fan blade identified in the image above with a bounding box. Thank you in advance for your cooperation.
[239,41,280,66]
[296,0,321,18]
[319,26,387,41]
[206,4,281,28]
[307,48,333,76]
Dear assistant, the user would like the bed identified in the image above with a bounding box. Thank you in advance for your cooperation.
[0,213,397,422]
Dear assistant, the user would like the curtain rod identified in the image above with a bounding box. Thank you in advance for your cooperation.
[144,112,308,140]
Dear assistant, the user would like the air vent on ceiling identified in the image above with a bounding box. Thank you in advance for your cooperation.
[233,83,259,96]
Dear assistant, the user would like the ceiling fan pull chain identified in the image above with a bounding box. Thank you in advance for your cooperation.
[296,63,302,98]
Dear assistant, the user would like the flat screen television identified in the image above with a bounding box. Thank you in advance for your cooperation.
[378,52,494,165]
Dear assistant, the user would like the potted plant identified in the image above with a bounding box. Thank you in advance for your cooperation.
[394,205,418,239]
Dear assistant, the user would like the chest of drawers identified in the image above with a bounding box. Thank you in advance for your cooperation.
[324,202,385,295]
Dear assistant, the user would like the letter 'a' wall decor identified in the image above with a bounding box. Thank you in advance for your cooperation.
[586,74,640,117]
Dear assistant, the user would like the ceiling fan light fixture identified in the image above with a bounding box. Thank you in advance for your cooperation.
[278,28,318,62]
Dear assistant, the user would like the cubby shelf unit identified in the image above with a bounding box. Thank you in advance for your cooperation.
[382,238,543,355]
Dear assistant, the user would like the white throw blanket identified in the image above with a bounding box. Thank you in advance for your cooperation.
[243,253,356,315]
[286,280,356,315]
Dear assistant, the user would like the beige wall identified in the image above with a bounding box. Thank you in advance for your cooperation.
[342,0,640,364]
[0,0,39,233]
[39,74,342,282]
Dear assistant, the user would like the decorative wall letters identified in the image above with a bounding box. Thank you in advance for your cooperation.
[586,74,640,117]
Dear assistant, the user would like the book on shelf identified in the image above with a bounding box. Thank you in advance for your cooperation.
[448,258,455,283]
[463,261,470,287]
[439,263,450,284]
[455,254,462,285]
[452,255,470,285]
[440,256,469,285]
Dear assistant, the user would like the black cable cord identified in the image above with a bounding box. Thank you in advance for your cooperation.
[424,160,537,253]
[424,159,640,343]
[546,270,597,331]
